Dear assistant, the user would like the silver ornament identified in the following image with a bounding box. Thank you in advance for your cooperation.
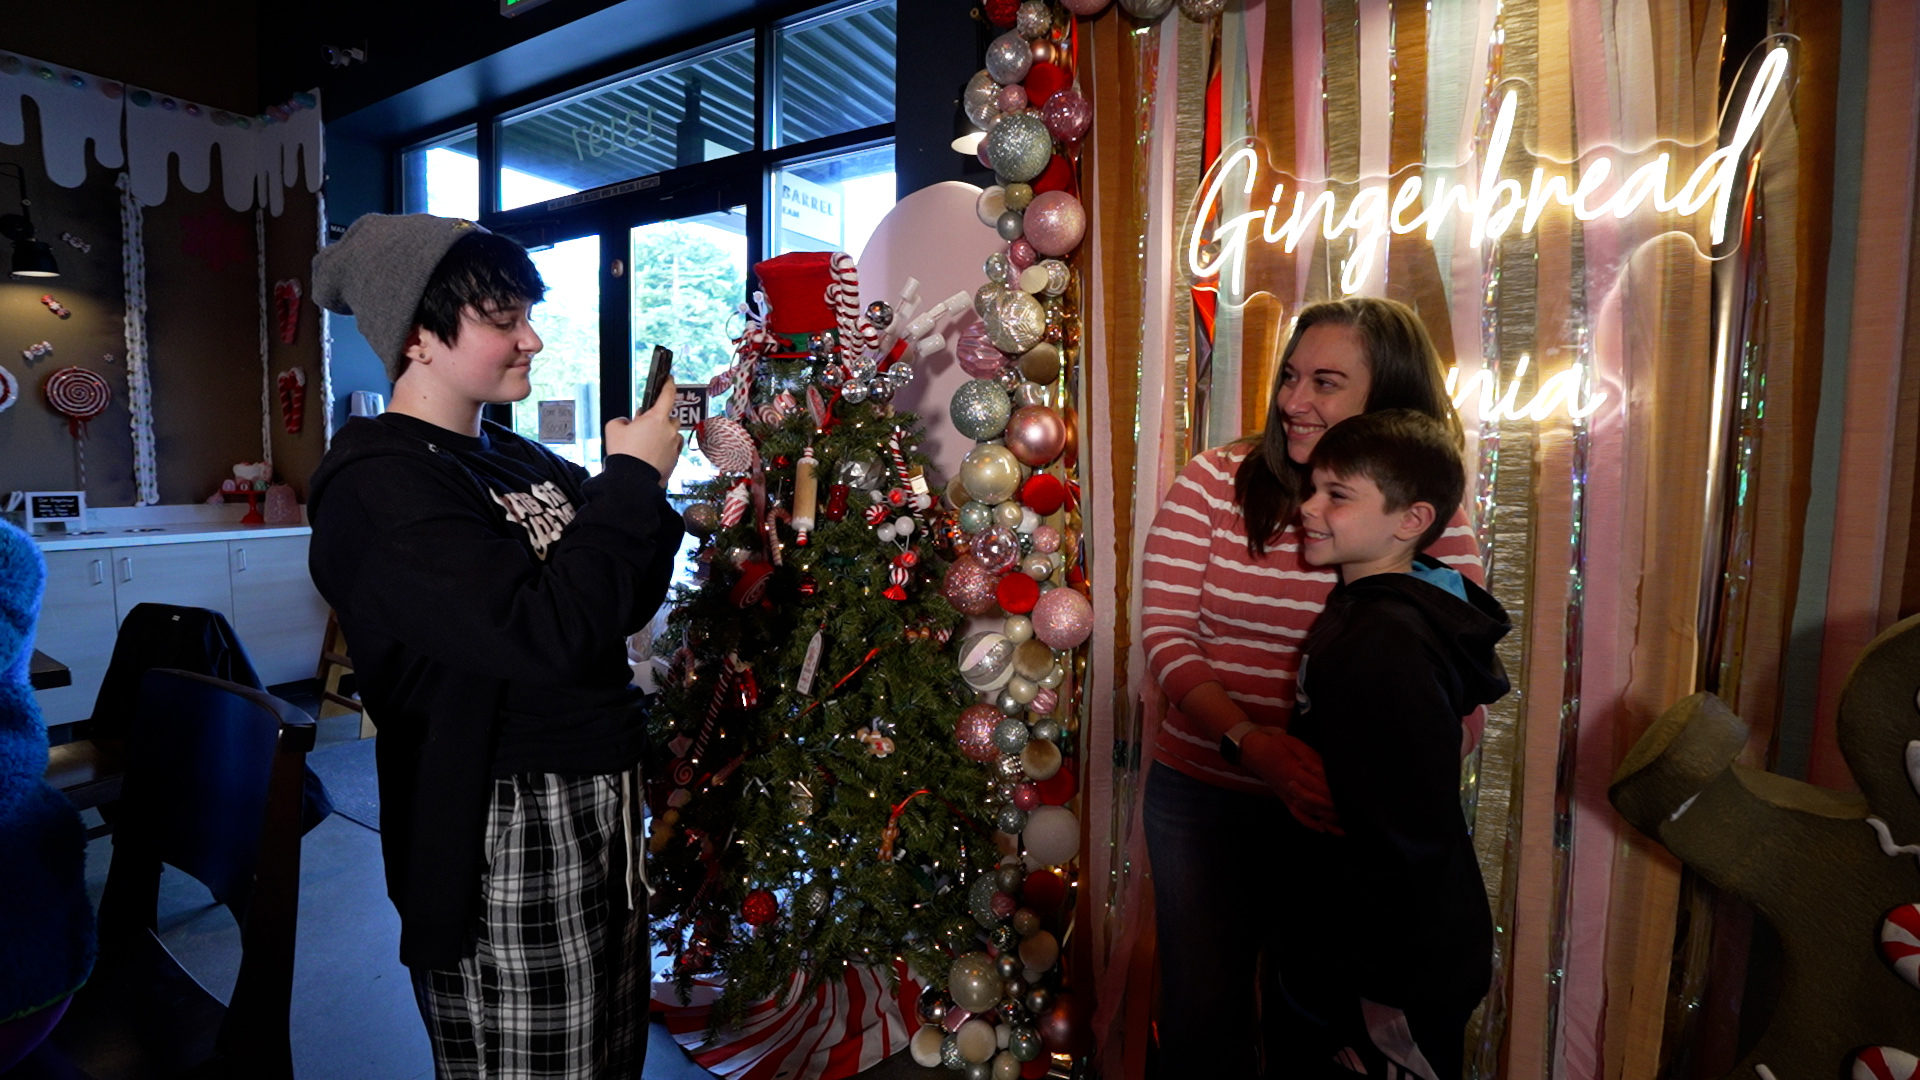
[996,803,1029,834]
[975,282,1009,318]
[996,689,1024,716]
[964,69,1004,129]
[951,378,1014,441]
[1031,718,1063,743]
[841,381,869,404]
[992,717,1032,753]
[984,113,1053,184]
[996,209,1026,242]
[984,32,1034,86]
[995,753,1026,781]
[985,251,1014,285]
[869,379,896,403]
[866,301,894,329]
[1012,381,1049,408]
[1178,0,1226,17]
[1040,259,1071,296]
[1118,0,1175,17]
[1016,0,1052,38]
[989,290,1047,354]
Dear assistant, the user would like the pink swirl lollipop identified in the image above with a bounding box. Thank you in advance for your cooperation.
[45,365,111,435]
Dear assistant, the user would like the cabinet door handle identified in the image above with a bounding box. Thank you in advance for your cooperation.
[234,548,247,572]
[119,556,133,583]
[90,558,104,586]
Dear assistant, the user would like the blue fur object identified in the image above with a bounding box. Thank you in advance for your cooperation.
[0,519,95,1022]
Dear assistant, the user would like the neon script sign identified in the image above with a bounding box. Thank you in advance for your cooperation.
[1188,47,1790,297]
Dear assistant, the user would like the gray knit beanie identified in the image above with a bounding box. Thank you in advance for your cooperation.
[311,213,487,382]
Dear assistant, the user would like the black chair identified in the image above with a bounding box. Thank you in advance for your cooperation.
[44,604,329,839]
[14,669,315,1080]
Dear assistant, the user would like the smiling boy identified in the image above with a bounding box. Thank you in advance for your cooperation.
[1281,409,1512,1080]
[307,214,684,1078]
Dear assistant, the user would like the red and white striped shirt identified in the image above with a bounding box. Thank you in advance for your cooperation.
[1141,444,1484,795]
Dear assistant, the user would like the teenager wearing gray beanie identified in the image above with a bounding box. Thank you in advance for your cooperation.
[306,213,684,1077]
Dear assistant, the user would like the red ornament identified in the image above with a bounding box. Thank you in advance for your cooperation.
[984,0,1020,27]
[1022,868,1067,914]
[996,572,1040,614]
[754,251,838,334]
[1023,62,1071,107]
[1030,154,1076,196]
[742,888,779,926]
[729,560,775,608]
[824,483,850,521]
[1037,761,1077,805]
[1021,474,1067,516]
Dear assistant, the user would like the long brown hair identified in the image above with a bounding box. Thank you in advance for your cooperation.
[1233,297,1462,557]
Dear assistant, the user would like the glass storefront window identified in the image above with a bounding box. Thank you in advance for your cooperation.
[631,209,749,498]
[512,235,604,469]
[774,0,897,148]
[771,144,895,260]
[401,129,480,218]
[498,40,756,211]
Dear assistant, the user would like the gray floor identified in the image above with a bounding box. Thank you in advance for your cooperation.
[74,689,936,1080]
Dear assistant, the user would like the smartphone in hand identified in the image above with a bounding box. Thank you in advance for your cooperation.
[640,344,674,413]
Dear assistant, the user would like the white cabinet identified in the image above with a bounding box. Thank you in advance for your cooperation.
[228,536,330,686]
[33,551,123,728]
[31,531,326,726]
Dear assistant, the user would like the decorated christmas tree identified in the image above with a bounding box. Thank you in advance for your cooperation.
[647,252,1010,1023]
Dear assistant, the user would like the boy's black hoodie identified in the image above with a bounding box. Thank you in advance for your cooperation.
[1287,555,1511,1019]
[308,413,682,970]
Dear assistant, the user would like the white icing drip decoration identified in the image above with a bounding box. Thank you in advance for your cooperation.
[0,50,319,212]
[1754,1067,1776,1080]
[1867,816,1920,870]
[0,55,124,185]
[1669,792,1701,822]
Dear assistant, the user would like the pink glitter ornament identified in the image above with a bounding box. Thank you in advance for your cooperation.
[1030,525,1062,554]
[943,554,1002,616]
[1031,587,1093,650]
[955,703,1003,762]
[995,84,1028,114]
[1042,89,1092,143]
[1007,239,1038,273]
[1061,0,1112,14]
[1023,191,1086,257]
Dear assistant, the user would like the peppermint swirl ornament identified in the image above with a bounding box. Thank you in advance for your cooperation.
[45,365,111,435]
[697,415,758,475]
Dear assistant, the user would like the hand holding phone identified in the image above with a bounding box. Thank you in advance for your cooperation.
[640,345,674,413]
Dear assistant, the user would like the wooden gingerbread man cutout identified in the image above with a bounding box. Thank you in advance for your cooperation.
[1611,613,1920,1078]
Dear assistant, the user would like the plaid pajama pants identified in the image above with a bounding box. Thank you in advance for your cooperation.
[412,768,647,1080]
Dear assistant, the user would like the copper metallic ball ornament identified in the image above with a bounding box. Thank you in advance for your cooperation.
[1019,342,1061,384]
[1004,405,1067,467]
[682,502,720,536]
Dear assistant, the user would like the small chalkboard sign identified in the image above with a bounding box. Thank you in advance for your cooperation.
[25,491,85,531]
[671,387,709,430]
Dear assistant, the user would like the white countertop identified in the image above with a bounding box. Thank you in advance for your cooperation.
[24,503,310,551]
[32,521,312,551]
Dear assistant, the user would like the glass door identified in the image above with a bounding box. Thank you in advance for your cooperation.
[509,235,605,468]
[630,207,749,495]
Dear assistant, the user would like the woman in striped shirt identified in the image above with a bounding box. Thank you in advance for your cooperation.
[1140,298,1483,1077]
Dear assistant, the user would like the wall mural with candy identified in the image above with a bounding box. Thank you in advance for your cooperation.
[0,49,327,507]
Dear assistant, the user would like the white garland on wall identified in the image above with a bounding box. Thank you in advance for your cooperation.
[256,208,273,474]
[318,189,334,452]
[116,173,157,506]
